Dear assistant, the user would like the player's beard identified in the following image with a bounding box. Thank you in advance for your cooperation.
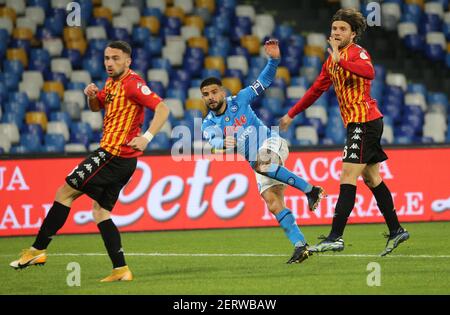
[338,37,352,49]
[108,68,126,79]
[208,98,225,113]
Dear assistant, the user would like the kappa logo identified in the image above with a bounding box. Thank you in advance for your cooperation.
[77,171,85,180]
[98,151,106,160]
[350,143,360,150]
[92,156,100,166]
[70,178,78,187]
[351,134,361,140]
[354,127,363,134]
[349,153,359,159]
[84,163,93,173]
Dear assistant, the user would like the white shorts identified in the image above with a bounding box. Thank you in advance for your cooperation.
[254,137,289,194]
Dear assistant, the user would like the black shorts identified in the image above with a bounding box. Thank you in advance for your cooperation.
[343,118,388,164]
[65,148,137,211]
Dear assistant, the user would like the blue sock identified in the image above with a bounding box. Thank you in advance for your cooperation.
[275,208,306,247]
[264,163,313,193]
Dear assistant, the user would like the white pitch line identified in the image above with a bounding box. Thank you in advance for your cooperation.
[2,252,449,259]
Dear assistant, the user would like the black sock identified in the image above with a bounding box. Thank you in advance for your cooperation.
[329,184,357,239]
[33,201,71,250]
[98,219,126,268]
[370,181,401,234]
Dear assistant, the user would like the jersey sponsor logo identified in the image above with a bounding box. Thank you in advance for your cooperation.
[141,85,152,95]
[349,153,359,159]
[251,80,265,95]
[350,143,360,150]
[230,105,238,113]
[223,114,247,135]
[351,134,361,140]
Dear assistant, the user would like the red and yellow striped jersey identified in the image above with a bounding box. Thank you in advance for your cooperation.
[96,70,162,157]
[288,43,382,126]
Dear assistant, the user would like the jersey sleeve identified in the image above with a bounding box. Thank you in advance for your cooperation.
[201,118,224,150]
[235,57,280,106]
[125,78,163,111]
[96,85,107,109]
[338,47,375,80]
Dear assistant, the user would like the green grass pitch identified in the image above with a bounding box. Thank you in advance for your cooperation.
[1,222,449,295]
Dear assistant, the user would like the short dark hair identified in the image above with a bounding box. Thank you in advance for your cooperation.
[107,40,132,56]
[200,77,222,89]
[331,8,366,42]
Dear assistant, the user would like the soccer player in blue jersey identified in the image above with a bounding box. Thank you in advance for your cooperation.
[200,39,326,264]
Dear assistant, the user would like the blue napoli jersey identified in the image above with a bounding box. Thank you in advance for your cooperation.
[202,58,280,165]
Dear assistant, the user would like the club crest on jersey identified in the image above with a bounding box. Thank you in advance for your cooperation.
[141,85,151,95]
[360,51,369,60]
[230,105,238,113]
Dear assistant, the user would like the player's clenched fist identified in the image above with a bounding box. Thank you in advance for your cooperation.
[84,83,99,99]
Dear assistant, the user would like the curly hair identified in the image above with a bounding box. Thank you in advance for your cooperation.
[331,8,367,42]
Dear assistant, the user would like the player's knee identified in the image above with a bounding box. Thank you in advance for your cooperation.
[263,194,284,214]
[55,183,80,204]
[340,167,359,184]
[362,173,381,188]
[92,203,110,224]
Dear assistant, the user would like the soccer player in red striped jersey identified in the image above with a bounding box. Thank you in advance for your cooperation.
[279,9,409,256]
[10,41,170,280]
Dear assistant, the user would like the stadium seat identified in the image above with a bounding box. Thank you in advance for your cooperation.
[165,6,186,23]
[276,67,291,85]
[19,82,41,101]
[81,111,103,131]
[147,0,166,12]
[204,56,226,75]
[175,0,194,14]
[65,143,87,153]
[287,86,306,99]
[295,126,318,145]
[6,48,28,68]
[25,6,45,26]
[165,98,185,119]
[121,6,141,25]
[404,93,427,111]
[93,6,113,22]
[381,2,401,31]
[42,83,65,103]
[148,69,169,88]
[222,77,242,95]
[185,15,205,32]
[113,16,133,35]
[188,36,209,54]
[386,73,407,91]
[20,133,41,152]
[227,55,248,76]
[64,90,86,110]
[306,33,328,51]
[181,25,201,40]
[25,112,48,131]
[196,0,215,13]
[42,38,64,56]
[140,16,160,35]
